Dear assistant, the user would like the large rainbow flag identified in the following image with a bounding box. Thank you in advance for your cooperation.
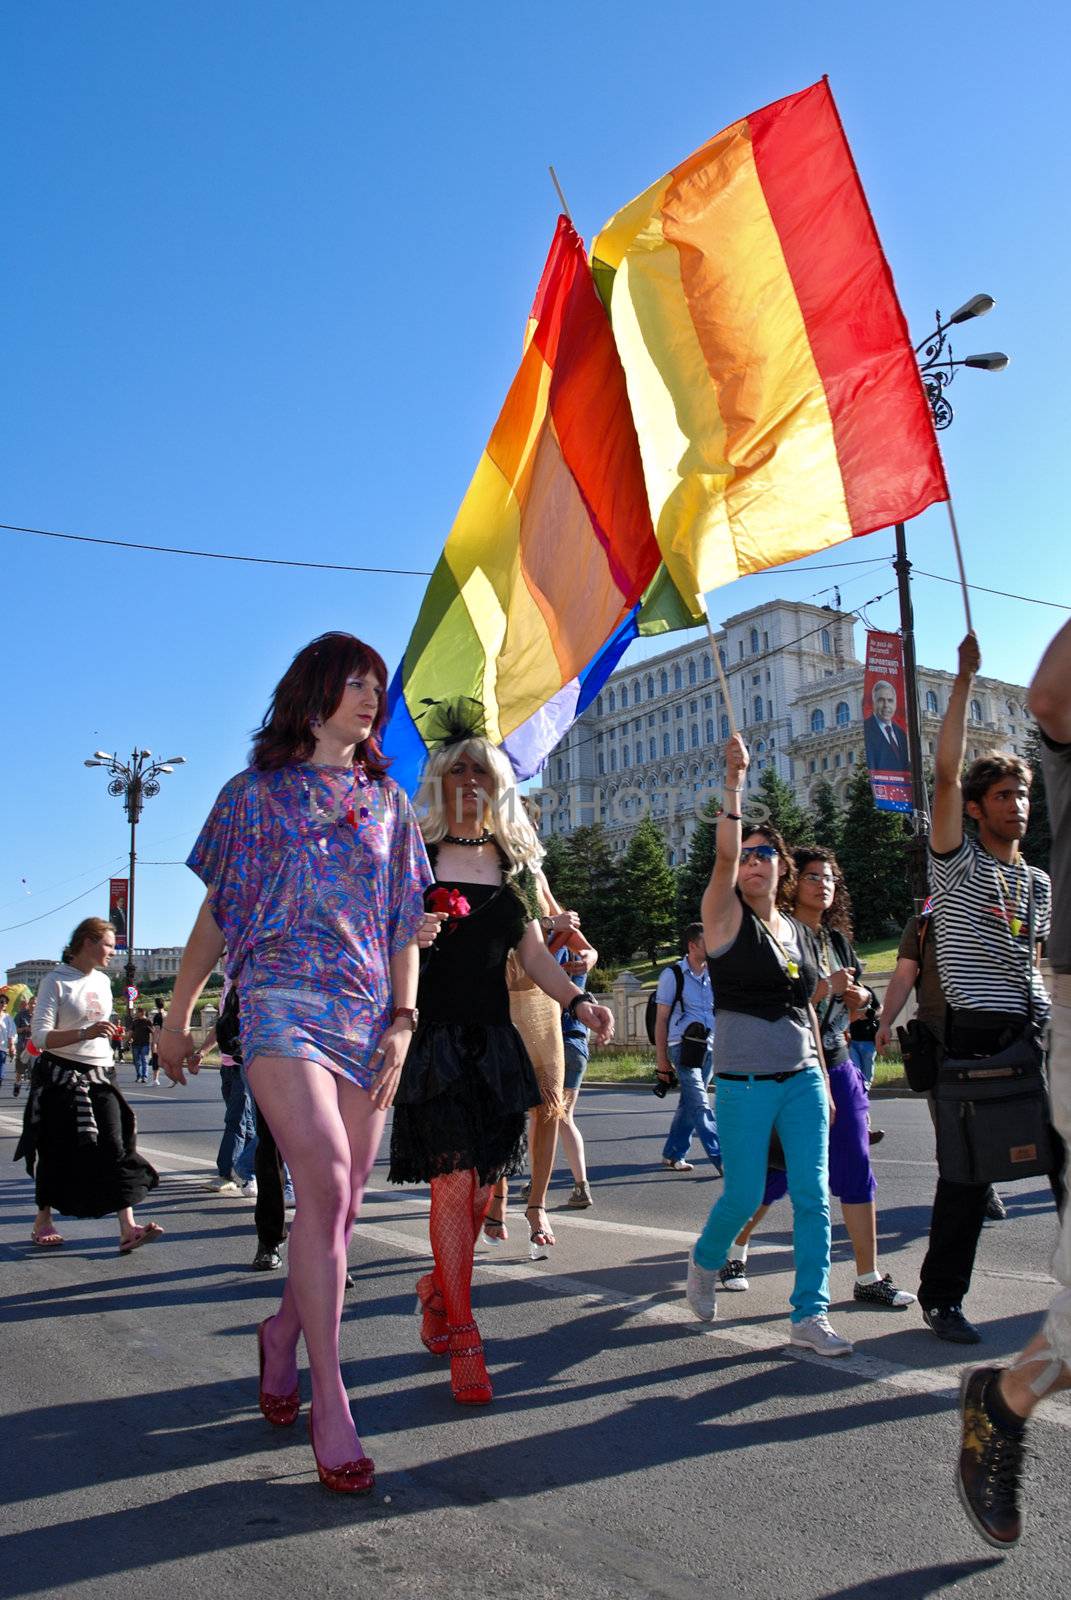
[385,216,660,788]
[591,77,948,622]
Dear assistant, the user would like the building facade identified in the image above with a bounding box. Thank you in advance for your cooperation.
[6,946,223,991]
[534,598,1032,865]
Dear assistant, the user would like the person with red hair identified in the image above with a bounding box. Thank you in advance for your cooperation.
[158,632,431,1495]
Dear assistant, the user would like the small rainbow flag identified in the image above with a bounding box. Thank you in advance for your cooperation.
[592,78,949,621]
[385,217,660,787]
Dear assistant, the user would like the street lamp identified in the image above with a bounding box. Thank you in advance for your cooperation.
[84,748,186,1014]
[895,293,1008,900]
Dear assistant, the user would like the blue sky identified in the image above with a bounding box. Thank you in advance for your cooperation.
[2,1,1068,971]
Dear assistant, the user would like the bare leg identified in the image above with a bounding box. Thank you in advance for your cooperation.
[999,1331,1071,1418]
[32,1206,57,1238]
[117,1206,138,1244]
[248,1056,372,1470]
[557,1089,587,1185]
[731,1203,770,1254]
[527,1105,560,1230]
[841,1201,878,1279]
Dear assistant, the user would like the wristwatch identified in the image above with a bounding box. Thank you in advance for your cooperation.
[391,1007,419,1030]
[565,994,588,1020]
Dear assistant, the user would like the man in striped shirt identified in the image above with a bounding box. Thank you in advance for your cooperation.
[920,632,1058,1347]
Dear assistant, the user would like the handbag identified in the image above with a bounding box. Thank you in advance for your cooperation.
[933,870,1056,1185]
[898,1017,940,1094]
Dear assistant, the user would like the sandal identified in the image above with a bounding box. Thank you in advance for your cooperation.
[483,1189,508,1244]
[415,1273,449,1356]
[118,1221,165,1255]
[30,1227,64,1248]
[448,1321,493,1405]
[525,1204,555,1260]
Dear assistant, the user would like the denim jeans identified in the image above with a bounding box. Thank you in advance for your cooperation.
[662,1042,721,1165]
[133,1044,151,1082]
[848,1039,876,1088]
[693,1066,831,1322]
[218,1063,258,1181]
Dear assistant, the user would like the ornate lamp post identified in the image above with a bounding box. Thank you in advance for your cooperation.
[896,294,1009,899]
[84,749,186,1013]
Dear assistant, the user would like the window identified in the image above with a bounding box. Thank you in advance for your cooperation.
[970,699,983,723]
[597,754,604,775]
[674,665,683,689]
[703,693,713,710]
[705,718,714,743]
[619,684,628,708]
[690,725,700,748]
[676,728,685,752]
[738,641,744,659]
[811,708,825,733]
[822,756,829,771]
[847,750,854,764]
[649,737,656,761]
[688,659,697,685]
[809,759,817,774]
[661,708,669,723]
[660,669,669,694]
[610,750,617,772]
[834,753,841,768]
[821,628,832,654]
[646,674,655,699]
[767,700,773,721]
[675,704,683,719]
[718,648,727,669]
[926,690,939,713]
[632,680,641,705]
[608,690,616,712]
[647,713,655,727]
[835,701,850,726]
[622,747,630,768]
[720,714,730,740]
[702,654,712,680]
[754,695,764,723]
[763,631,769,649]
[662,732,670,756]
[596,696,603,717]
[689,699,698,714]
[752,673,760,686]
[637,743,644,764]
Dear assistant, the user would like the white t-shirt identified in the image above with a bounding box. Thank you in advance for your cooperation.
[31,964,115,1067]
[0,1013,16,1053]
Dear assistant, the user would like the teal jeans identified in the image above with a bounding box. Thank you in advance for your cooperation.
[693,1065,831,1323]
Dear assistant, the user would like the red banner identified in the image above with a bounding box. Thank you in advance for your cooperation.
[863,631,912,813]
[108,878,129,950]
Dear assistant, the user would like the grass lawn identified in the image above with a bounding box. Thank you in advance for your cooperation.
[587,1046,908,1092]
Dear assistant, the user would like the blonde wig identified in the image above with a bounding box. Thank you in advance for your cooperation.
[414,737,545,877]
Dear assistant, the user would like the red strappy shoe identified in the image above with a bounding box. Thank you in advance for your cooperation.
[415,1273,449,1356]
[448,1321,493,1406]
[257,1318,300,1427]
[307,1409,375,1495]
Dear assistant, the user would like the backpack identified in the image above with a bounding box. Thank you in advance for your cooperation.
[645,962,686,1044]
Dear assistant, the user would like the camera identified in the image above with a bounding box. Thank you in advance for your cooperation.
[652,1066,678,1098]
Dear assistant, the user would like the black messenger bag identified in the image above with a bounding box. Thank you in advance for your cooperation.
[933,870,1056,1185]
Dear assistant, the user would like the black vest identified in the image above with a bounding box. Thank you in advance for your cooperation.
[707,901,817,1024]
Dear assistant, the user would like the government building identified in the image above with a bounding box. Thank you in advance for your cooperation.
[533,599,1031,866]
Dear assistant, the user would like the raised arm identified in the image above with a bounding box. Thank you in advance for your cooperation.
[701,733,749,951]
[931,633,981,854]
[1028,617,1071,743]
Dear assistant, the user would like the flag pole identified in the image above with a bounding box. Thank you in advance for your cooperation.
[946,497,974,634]
[548,166,573,221]
[701,603,739,738]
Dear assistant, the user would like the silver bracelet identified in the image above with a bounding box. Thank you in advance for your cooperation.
[161,1024,189,1036]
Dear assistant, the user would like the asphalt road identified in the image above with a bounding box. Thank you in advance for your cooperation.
[1,1073,1068,1600]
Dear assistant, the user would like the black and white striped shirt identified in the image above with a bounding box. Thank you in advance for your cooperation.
[929,836,1051,1019]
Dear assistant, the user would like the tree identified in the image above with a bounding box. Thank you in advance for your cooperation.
[808,779,843,853]
[553,824,626,959]
[616,816,678,963]
[1021,727,1052,873]
[677,795,720,926]
[754,767,812,847]
[540,833,573,899]
[837,764,913,941]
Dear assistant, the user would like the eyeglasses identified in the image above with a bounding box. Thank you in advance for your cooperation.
[801,873,836,886]
[739,845,778,863]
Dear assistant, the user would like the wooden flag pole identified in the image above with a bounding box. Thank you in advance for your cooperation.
[701,603,739,738]
[548,165,573,221]
[946,497,974,634]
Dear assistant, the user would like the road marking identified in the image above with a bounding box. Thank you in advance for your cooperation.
[4,1117,1066,1430]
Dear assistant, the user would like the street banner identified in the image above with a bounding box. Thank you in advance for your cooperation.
[126,986,138,1003]
[863,631,913,813]
[108,878,129,949]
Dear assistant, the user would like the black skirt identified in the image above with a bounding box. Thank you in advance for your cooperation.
[16,1068,159,1217]
[388,1020,542,1186]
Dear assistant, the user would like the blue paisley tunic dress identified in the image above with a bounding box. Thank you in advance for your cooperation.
[188,764,432,1087]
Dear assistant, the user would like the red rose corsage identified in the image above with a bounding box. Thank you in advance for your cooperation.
[427,886,472,926]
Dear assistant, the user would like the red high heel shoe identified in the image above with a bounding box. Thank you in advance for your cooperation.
[415,1273,449,1356]
[257,1318,300,1427]
[307,1409,375,1495]
[448,1321,493,1405]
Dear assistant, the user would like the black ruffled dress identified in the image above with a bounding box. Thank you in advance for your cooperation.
[388,878,543,1186]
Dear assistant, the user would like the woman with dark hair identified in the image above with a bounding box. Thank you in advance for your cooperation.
[158,632,431,1495]
[684,736,852,1355]
[16,917,161,1251]
[715,848,915,1311]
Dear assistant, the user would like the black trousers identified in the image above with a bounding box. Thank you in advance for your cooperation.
[252,1098,286,1250]
[919,1011,1065,1307]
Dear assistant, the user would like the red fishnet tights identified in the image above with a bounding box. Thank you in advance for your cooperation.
[428,1168,492,1396]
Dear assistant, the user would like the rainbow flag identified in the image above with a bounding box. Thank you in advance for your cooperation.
[385,216,659,788]
[591,78,948,620]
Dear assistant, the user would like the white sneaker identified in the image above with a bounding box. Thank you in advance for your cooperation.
[239,1178,258,1200]
[789,1314,853,1357]
[662,1158,695,1173]
[207,1174,238,1192]
[685,1250,718,1322]
[718,1259,750,1292]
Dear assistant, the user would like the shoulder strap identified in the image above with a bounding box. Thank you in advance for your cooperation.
[1026,866,1036,1024]
[674,961,686,1016]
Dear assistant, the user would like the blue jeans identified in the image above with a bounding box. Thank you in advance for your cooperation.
[133,1044,151,1081]
[693,1066,831,1323]
[662,1042,721,1166]
[218,1063,257,1181]
[848,1039,876,1088]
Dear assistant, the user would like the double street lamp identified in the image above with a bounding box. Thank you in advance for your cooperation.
[84,749,186,1010]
